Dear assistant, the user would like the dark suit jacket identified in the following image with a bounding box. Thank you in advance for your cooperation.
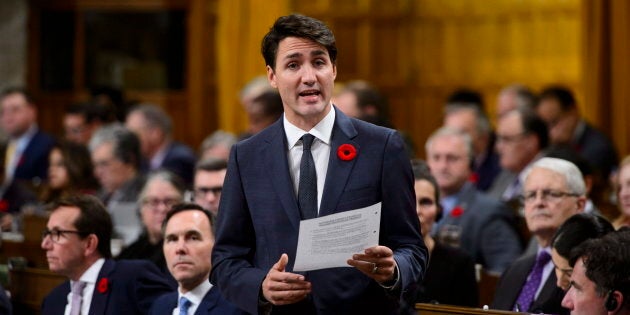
[41,259,173,315]
[158,141,196,185]
[149,286,246,315]
[574,121,618,180]
[210,107,427,315]
[491,252,568,315]
[436,183,522,274]
[13,129,55,183]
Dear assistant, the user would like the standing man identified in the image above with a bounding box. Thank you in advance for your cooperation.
[492,157,585,314]
[211,14,426,314]
[41,195,172,315]
[150,203,244,315]
[193,158,227,216]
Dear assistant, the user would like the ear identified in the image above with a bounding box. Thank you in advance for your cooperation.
[575,196,587,213]
[266,65,277,89]
[608,290,623,313]
[83,234,99,257]
[332,63,337,80]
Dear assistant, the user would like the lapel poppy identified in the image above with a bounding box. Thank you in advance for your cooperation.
[337,144,357,161]
[97,278,109,294]
[0,200,8,213]
[450,206,464,218]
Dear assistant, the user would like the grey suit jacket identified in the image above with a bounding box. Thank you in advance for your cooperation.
[436,182,522,274]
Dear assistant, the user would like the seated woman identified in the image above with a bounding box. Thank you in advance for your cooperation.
[550,213,613,290]
[410,159,478,307]
[42,141,99,203]
[615,155,630,229]
[116,170,185,274]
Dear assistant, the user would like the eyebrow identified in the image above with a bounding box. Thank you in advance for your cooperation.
[283,49,327,61]
[570,280,581,290]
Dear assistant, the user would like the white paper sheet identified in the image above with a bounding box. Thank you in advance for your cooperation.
[293,202,381,271]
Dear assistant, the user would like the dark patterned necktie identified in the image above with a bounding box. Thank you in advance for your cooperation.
[298,134,317,220]
[514,251,551,312]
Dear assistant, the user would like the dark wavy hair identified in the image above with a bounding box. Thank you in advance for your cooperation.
[551,213,613,259]
[261,14,337,70]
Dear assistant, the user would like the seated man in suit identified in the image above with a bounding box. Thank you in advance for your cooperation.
[562,229,630,315]
[193,158,227,217]
[150,203,243,315]
[426,126,522,274]
[126,104,196,185]
[0,87,55,187]
[41,194,173,315]
[89,124,145,245]
[492,157,586,314]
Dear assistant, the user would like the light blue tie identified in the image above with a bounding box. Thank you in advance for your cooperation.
[179,296,192,315]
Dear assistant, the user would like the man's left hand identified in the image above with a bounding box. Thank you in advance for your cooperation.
[347,245,396,283]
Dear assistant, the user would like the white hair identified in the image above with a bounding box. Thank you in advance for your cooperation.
[523,157,586,195]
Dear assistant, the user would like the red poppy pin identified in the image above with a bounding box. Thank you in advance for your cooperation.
[450,206,464,218]
[337,144,357,161]
[469,172,479,184]
[97,278,109,294]
[0,200,8,213]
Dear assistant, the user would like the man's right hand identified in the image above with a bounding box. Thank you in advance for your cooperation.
[262,253,311,305]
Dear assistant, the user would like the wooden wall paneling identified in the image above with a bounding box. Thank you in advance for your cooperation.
[609,0,630,157]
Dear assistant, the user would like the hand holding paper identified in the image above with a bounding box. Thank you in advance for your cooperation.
[262,254,312,305]
[347,245,396,283]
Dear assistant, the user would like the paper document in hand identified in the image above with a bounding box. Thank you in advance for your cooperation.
[293,202,381,271]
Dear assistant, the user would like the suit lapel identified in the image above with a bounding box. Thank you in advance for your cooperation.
[196,287,221,314]
[319,108,358,217]
[264,120,301,230]
[89,259,115,315]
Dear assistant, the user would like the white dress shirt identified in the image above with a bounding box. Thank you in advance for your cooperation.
[172,280,213,315]
[284,106,335,214]
[64,258,106,315]
[534,247,554,300]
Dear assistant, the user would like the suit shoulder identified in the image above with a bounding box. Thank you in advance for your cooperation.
[149,292,177,313]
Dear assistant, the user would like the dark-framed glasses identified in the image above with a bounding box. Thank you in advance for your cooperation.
[41,228,86,243]
[520,189,579,204]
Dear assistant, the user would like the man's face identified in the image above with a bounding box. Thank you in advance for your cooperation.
[496,112,535,172]
[426,134,471,195]
[267,36,337,130]
[194,169,226,215]
[536,98,578,145]
[0,93,35,138]
[561,258,608,315]
[618,164,630,217]
[523,167,583,238]
[63,114,92,145]
[444,109,483,156]
[163,210,214,292]
[125,111,153,157]
[332,90,360,118]
[41,206,89,280]
[91,142,132,193]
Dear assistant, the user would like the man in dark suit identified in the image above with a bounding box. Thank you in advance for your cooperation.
[0,87,55,187]
[126,104,196,185]
[535,86,618,181]
[426,127,522,274]
[41,194,172,315]
[150,203,244,315]
[211,14,427,315]
[492,157,585,314]
[89,124,145,245]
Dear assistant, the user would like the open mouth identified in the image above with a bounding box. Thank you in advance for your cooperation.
[299,90,321,102]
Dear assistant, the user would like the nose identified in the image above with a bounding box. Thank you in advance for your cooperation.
[560,289,573,309]
[301,65,316,86]
[41,235,52,250]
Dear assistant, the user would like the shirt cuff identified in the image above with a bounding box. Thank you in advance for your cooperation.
[378,261,400,290]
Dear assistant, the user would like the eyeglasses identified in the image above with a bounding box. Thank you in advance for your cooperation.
[520,189,579,204]
[42,228,86,243]
[194,187,222,198]
[418,197,436,208]
[141,197,181,209]
[496,132,527,144]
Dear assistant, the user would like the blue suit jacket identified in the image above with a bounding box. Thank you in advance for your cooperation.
[210,107,427,315]
[436,183,522,274]
[13,129,55,183]
[41,259,173,315]
[160,141,196,185]
[149,286,246,315]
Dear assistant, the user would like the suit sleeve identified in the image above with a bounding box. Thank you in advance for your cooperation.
[480,204,523,274]
[211,146,267,315]
[380,131,428,293]
[131,261,174,314]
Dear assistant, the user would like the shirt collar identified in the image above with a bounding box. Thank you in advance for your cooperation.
[77,258,106,285]
[179,280,212,307]
[284,104,335,149]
